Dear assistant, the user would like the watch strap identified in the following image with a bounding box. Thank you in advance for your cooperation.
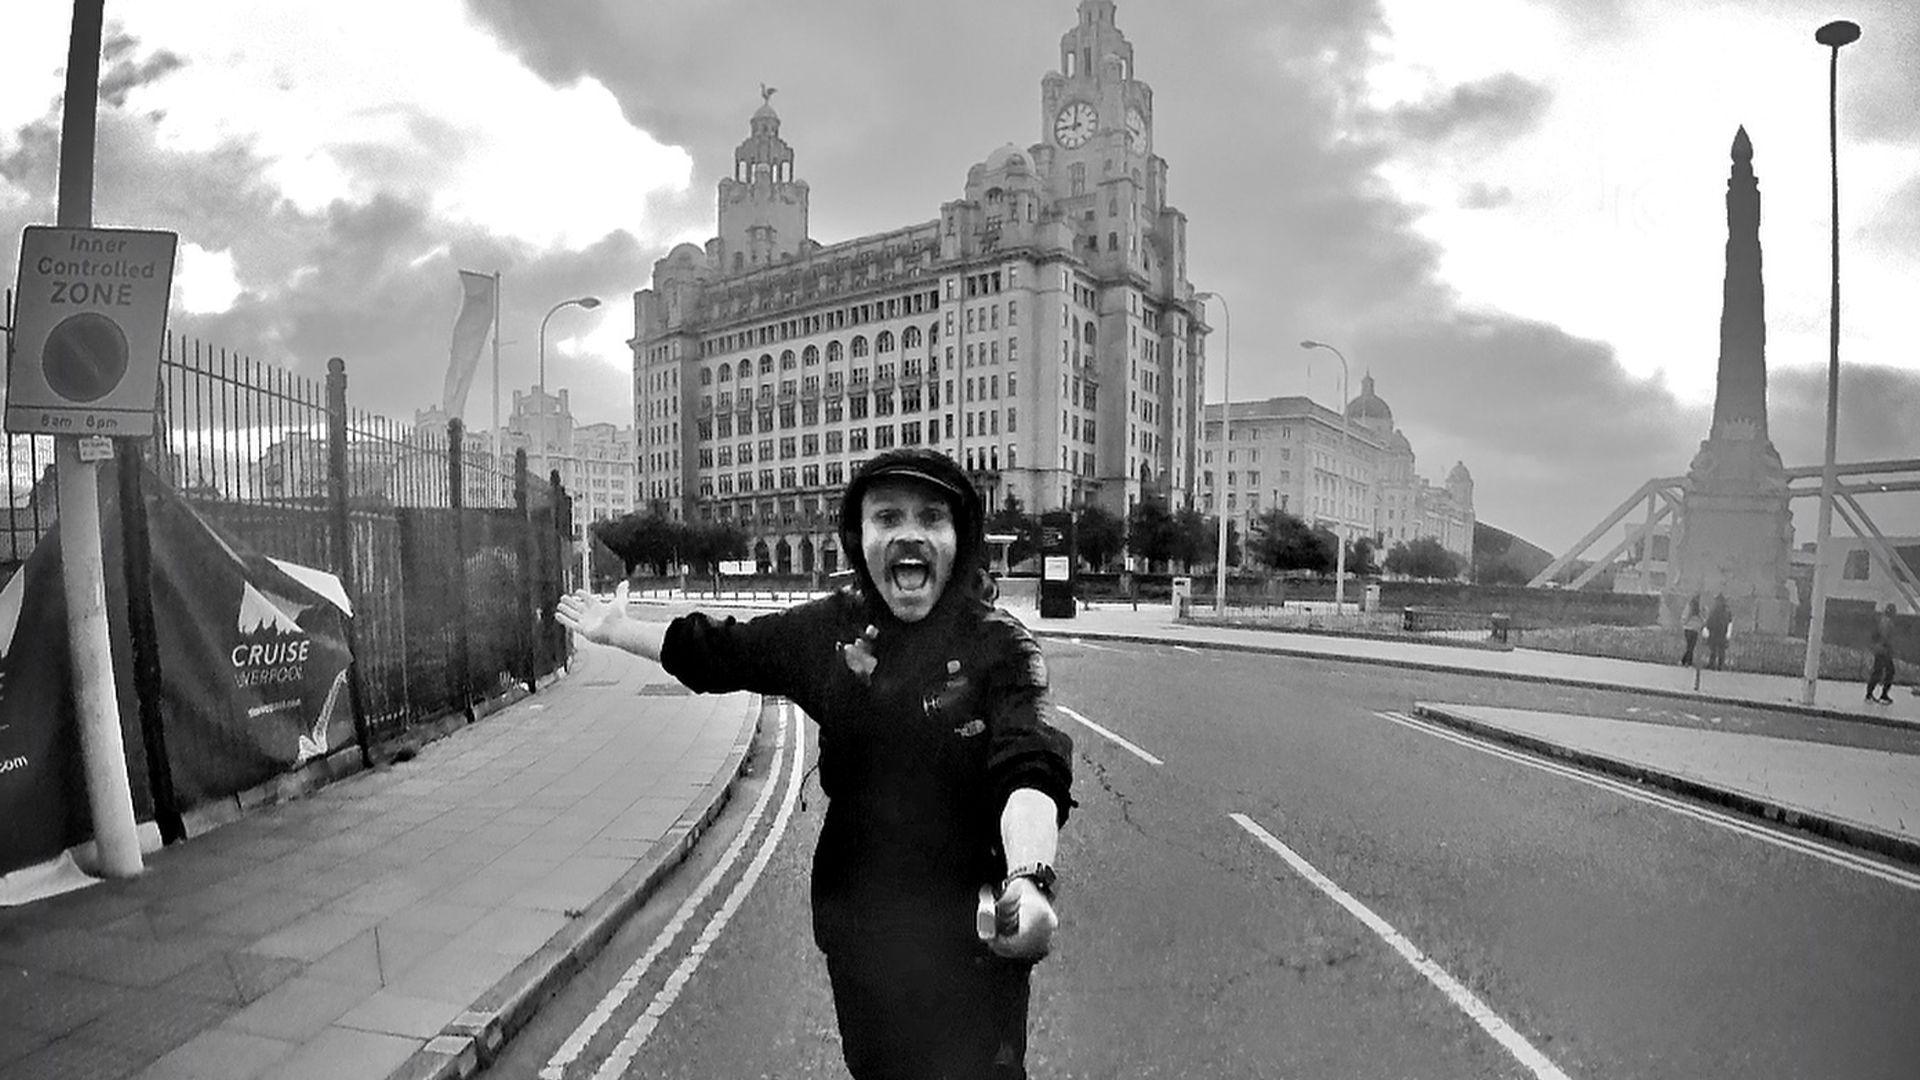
[1002,862,1056,897]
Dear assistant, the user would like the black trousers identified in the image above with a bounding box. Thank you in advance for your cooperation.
[1680,629,1698,666]
[1867,651,1895,695]
[824,938,1033,1080]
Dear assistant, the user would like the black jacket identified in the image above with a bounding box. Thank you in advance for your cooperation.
[662,590,1074,952]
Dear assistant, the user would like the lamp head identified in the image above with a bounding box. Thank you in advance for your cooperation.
[1815,20,1860,47]
[1299,339,1322,350]
[577,296,602,310]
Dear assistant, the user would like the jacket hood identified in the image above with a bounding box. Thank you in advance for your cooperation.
[838,449,985,622]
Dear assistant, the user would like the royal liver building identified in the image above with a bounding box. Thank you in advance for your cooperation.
[630,1,1205,574]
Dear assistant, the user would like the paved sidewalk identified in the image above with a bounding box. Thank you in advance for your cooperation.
[1409,703,1920,866]
[0,643,760,1080]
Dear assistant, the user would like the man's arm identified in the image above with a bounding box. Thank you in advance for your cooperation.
[1000,787,1059,868]
[556,585,666,661]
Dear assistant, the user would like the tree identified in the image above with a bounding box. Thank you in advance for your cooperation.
[683,519,750,575]
[1170,507,1215,568]
[1125,498,1177,566]
[985,494,1039,569]
[1388,535,1462,581]
[1347,535,1379,578]
[1075,505,1125,571]
[1250,509,1331,573]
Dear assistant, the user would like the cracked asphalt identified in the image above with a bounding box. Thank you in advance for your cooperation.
[494,632,1920,1080]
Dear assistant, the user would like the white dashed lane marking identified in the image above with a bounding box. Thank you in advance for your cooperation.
[1054,705,1165,766]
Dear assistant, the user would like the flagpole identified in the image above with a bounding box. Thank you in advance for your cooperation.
[491,271,502,448]
[491,270,502,489]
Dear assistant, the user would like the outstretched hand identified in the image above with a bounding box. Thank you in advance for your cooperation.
[556,580,631,646]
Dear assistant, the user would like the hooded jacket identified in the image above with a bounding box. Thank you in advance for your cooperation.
[661,449,1075,952]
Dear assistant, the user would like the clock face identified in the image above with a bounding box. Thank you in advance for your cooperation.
[1125,106,1146,152]
[1054,102,1097,149]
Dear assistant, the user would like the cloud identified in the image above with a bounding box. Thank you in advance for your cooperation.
[1459,181,1514,209]
[1387,72,1553,143]
[1353,313,1706,551]
[0,29,647,430]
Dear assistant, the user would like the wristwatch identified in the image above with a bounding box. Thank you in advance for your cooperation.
[1001,862,1057,898]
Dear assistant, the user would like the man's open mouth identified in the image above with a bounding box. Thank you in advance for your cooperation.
[888,558,932,592]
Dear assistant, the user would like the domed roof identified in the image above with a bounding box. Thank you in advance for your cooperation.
[983,142,1030,174]
[1345,372,1393,424]
[1389,429,1412,453]
[1447,460,1473,483]
[668,241,705,262]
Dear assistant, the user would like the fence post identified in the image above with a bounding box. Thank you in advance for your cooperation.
[449,419,474,721]
[115,440,183,845]
[515,448,538,693]
[326,358,375,767]
[550,468,568,669]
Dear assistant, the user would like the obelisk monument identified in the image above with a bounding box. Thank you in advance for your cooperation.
[1668,127,1794,632]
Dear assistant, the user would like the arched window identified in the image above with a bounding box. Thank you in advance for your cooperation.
[850,335,870,359]
[718,365,732,383]
[876,330,895,353]
[780,349,796,370]
[803,344,819,365]
[1083,322,1097,347]
[929,322,940,346]
[759,353,774,375]
[902,326,922,350]
[736,359,751,381]
[827,340,843,364]
[700,367,713,386]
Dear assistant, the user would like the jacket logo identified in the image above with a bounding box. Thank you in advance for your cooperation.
[953,719,985,738]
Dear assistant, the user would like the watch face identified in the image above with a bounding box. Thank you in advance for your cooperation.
[1054,102,1097,149]
[1126,106,1146,152]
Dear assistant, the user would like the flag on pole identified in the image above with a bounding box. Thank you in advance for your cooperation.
[442,269,496,418]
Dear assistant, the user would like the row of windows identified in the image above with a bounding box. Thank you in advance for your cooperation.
[701,290,941,355]
[702,326,941,384]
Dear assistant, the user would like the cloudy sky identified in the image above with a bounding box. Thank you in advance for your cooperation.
[3,0,1916,553]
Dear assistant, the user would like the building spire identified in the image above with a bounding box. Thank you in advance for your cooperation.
[1711,125,1770,444]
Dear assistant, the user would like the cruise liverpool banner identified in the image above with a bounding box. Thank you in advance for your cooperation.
[0,461,355,876]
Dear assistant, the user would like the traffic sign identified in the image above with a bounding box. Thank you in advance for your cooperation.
[6,225,177,438]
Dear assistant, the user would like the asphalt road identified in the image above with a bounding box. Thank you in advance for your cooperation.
[494,632,1920,1079]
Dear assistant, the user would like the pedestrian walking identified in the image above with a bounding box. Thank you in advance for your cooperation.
[1705,592,1732,671]
[1866,601,1898,704]
[558,448,1074,1079]
[1680,593,1704,667]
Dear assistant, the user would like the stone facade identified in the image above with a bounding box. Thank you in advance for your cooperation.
[630,1,1205,573]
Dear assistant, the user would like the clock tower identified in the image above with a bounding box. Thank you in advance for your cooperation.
[1037,0,1161,217]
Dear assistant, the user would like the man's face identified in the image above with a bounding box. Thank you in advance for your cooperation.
[859,478,958,623]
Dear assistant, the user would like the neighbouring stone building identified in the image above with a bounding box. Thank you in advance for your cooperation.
[1201,373,1474,571]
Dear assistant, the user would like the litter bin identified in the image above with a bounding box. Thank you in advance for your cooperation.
[1363,583,1381,613]
[1171,576,1192,618]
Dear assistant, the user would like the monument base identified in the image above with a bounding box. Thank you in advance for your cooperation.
[1667,486,1793,635]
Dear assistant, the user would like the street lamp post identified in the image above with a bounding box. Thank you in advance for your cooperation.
[537,295,601,589]
[1802,19,1861,705]
[1196,292,1230,614]
[1300,340,1352,613]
